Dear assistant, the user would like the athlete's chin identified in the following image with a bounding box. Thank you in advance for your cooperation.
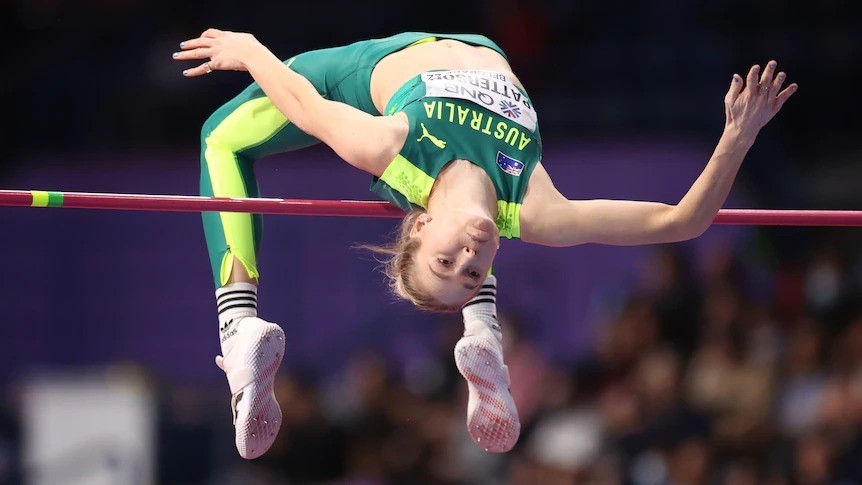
[467,216,498,241]
[435,288,481,308]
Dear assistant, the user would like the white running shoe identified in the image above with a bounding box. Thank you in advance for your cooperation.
[214,316,285,459]
[454,327,520,452]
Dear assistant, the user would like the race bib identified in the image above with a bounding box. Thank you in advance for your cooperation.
[421,70,538,132]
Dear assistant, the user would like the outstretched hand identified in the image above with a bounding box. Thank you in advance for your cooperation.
[724,60,798,136]
[173,28,265,77]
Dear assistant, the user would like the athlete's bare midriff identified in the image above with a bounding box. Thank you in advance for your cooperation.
[370,39,524,115]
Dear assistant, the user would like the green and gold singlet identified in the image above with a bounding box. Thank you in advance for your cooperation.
[372,70,543,239]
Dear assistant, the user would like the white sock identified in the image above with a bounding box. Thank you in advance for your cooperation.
[216,282,258,355]
[461,275,502,342]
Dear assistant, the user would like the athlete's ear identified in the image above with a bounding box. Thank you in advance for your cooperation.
[410,213,432,237]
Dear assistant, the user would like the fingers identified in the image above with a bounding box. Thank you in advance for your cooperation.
[175,29,230,78]
[182,62,213,78]
[771,70,787,95]
[172,43,212,75]
[724,73,743,121]
[746,64,761,94]
[775,83,799,109]
[178,37,211,50]
[760,59,797,109]
[178,28,225,49]
[175,29,222,77]
[172,47,211,61]
[759,60,777,93]
[725,73,743,102]
[729,59,797,128]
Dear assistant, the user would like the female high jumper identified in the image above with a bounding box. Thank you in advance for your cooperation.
[173,29,796,458]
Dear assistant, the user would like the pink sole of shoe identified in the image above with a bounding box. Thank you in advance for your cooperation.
[455,336,520,452]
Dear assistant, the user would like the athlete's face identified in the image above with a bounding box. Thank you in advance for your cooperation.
[410,211,499,307]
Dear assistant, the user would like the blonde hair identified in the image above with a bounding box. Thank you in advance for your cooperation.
[361,210,460,313]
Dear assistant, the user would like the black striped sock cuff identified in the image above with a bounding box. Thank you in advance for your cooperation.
[462,275,497,308]
[461,275,500,338]
[216,283,258,315]
[463,280,496,309]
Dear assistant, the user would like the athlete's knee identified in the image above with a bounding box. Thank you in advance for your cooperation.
[199,110,237,197]
[200,111,222,147]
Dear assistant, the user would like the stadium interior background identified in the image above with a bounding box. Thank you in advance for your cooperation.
[1,0,861,483]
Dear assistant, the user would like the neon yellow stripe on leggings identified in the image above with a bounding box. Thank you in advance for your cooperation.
[204,96,290,285]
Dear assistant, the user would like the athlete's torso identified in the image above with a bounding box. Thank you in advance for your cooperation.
[370,39,524,115]
[364,35,548,239]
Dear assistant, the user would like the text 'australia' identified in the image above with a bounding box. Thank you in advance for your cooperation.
[422,101,533,151]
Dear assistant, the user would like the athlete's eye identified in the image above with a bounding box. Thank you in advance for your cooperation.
[438,258,452,266]
[469,270,481,278]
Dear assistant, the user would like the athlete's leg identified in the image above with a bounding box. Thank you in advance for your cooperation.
[456,275,521,452]
[200,73,320,459]
[201,75,319,288]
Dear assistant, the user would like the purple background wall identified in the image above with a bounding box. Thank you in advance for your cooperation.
[0,141,744,384]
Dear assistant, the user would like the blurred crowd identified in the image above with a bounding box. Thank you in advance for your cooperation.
[4,231,860,484]
[237,236,862,484]
[241,235,861,484]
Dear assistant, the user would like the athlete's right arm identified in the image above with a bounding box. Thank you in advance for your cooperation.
[520,62,797,247]
[175,29,406,176]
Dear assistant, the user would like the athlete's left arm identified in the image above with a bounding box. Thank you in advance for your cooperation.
[520,61,797,247]
[175,29,405,176]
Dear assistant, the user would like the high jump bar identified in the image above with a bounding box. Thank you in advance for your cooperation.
[1,189,861,227]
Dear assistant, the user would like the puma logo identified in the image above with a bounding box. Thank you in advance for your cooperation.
[417,123,447,149]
